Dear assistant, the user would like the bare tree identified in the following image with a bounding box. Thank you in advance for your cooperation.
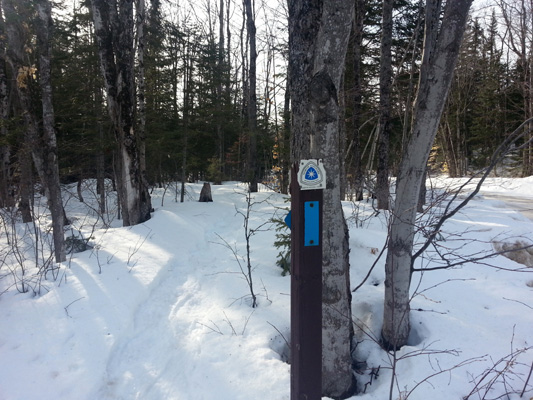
[382,0,473,350]
[289,0,356,397]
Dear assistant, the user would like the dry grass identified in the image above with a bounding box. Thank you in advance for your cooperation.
[493,240,533,267]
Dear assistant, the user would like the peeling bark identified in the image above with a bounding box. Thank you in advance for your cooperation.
[90,0,151,226]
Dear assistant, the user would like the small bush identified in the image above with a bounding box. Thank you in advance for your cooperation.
[271,208,291,276]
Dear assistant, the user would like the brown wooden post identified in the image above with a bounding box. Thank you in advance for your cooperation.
[290,160,325,400]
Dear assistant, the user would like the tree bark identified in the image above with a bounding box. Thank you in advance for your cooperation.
[198,182,213,202]
[4,0,66,261]
[18,147,33,223]
[90,0,151,226]
[382,0,473,350]
[136,0,147,180]
[0,2,12,208]
[280,68,291,195]
[351,0,365,202]
[216,0,225,180]
[35,0,66,262]
[244,0,258,192]
[289,0,356,397]
[181,36,192,204]
[376,0,393,210]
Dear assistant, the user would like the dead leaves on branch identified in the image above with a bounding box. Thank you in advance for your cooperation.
[16,65,37,89]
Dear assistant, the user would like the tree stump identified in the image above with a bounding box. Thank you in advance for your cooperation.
[199,182,213,202]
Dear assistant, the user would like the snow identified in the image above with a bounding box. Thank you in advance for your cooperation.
[0,178,532,400]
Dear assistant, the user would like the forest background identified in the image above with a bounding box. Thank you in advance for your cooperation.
[1,0,532,222]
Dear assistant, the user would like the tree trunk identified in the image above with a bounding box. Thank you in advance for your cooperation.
[35,0,66,262]
[96,93,106,215]
[181,37,192,203]
[216,0,225,180]
[4,0,66,261]
[0,3,12,209]
[280,69,290,195]
[18,148,33,223]
[199,182,213,202]
[96,150,106,214]
[376,0,393,210]
[90,0,151,226]
[289,0,356,397]
[136,0,148,183]
[382,0,473,350]
[339,71,347,201]
[244,0,258,192]
[351,0,365,202]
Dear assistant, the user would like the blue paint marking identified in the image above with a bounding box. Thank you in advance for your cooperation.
[305,167,319,181]
[304,201,319,246]
[284,211,292,230]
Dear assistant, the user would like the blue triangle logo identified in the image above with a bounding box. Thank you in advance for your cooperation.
[305,167,319,181]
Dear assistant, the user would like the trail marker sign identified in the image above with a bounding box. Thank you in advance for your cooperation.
[290,160,324,400]
[297,159,326,190]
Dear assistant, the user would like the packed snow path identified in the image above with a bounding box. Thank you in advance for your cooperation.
[481,192,533,220]
[91,186,290,400]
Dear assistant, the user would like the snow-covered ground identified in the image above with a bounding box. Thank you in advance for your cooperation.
[0,177,532,400]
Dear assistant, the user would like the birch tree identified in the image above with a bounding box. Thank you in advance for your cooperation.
[382,0,473,350]
[4,0,66,262]
[35,0,66,262]
[289,0,356,397]
[89,0,151,226]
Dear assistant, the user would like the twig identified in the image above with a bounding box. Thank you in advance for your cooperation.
[241,310,255,335]
[197,320,223,335]
[352,241,387,292]
[64,297,85,318]
[267,321,290,351]
[223,311,237,335]
[502,297,533,310]
[520,360,533,398]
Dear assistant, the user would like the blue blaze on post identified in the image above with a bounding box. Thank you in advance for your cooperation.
[304,201,319,246]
